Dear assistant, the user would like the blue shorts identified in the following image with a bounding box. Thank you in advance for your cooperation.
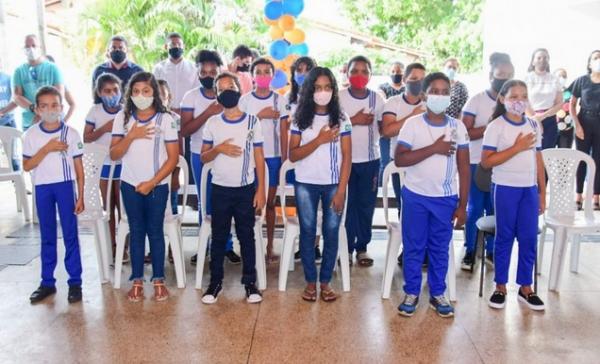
[265,157,281,188]
[100,164,122,180]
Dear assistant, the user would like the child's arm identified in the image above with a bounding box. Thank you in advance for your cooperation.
[289,125,338,162]
[136,142,179,195]
[180,102,222,137]
[23,138,67,172]
[536,151,546,214]
[332,134,352,214]
[84,120,114,143]
[394,135,454,167]
[454,148,471,227]
[280,117,290,161]
[480,132,536,169]
[253,146,266,212]
[73,157,85,214]
[110,121,154,161]
[381,105,424,138]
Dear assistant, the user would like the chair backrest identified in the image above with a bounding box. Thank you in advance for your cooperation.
[542,148,595,220]
[278,159,296,225]
[0,126,22,173]
[381,161,403,227]
[80,143,110,220]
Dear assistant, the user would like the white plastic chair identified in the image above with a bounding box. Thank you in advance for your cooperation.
[277,160,351,292]
[77,144,113,283]
[0,126,30,221]
[114,156,189,289]
[194,161,269,290]
[539,148,600,291]
[380,162,457,301]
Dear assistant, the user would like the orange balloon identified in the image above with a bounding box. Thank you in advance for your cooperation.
[284,54,298,66]
[278,15,295,32]
[269,25,284,40]
[264,17,278,26]
[272,59,285,69]
[284,28,305,45]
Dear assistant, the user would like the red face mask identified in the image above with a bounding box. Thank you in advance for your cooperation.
[349,74,369,89]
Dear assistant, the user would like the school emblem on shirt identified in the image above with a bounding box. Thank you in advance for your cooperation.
[247,130,254,141]
[171,121,177,129]
[77,142,83,149]
[343,123,352,133]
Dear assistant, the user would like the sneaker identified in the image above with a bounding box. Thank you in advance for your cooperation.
[294,250,301,262]
[201,282,222,304]
[245,283,263,304]
[67,285,82,304]
[29,286,57,304]
[429,295,454,318]
[397,294,419,317]
[191,254,197,266]
[485,253,494,266]
[518,289,545,311]
[225,250,241,265]
[461,251,475,271]
[315,246,322,264]
[397,252,403,266]
[488,291,506,309]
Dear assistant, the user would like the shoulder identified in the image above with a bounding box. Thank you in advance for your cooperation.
[371,88,385,102]
[23,124,40,138]
[131,62,144,72]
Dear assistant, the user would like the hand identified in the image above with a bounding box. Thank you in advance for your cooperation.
[217,138,243,157]
[453,206,466,228]
[575,125,584,140]
[206,102,223,116]
[316,125,340,144]
[431,135,456,156]
[539,193,546,215]
[258,107,280,120]
[513,132,536,152]
[74,198,85,214]
[127,121,155,140]
[44,137,68,153]
[135,180,156,195]
[331,191,345,215]
[352,109,374,125]
[410,105,426,117]
[253,190,266,213]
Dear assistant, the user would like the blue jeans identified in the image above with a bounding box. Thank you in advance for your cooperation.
[1,116,20,171]
[379,137,391,186]
[345,159,379,253]
[295,182,342,283]
[465,164,494,254]
[121,182,168,281]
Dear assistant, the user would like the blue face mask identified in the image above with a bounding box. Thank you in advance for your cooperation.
[294,73,306,87]
[101,93,121,109]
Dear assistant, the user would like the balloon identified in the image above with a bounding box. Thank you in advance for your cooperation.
[271,69,289,89]
[288,43,308,56]
[284,28,305,45]
[269,40,289,60]
[282,0,304,16]
[269,25,284,40]
[278,15,295,31]
[264,17,278,26]
[264,1,283,20]
[284,53,297,66]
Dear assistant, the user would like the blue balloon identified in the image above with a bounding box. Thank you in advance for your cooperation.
[269,40,289,60]
[271,70,288,89]
[289,43,308,56]
[282,0,304,16]
[264,1,283,20]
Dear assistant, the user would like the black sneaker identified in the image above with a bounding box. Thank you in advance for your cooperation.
[294,251,301,262]
[397,252,403,266]
[315,246,322,264]
[201,282,222,304]
[30,286,57,304]
[461,251,475,271]
[245,283,263,304]
[485,253,494,266]
[225,250,241,265]
[488,291,506,309]
[191,254,197,266]
[518,289,545,311]
[68,285,82,303]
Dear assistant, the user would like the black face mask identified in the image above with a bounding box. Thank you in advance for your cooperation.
[217,89,241,108]
[391,74,403,84]
[169,47,184,59]
[237,64,250,73]
[110,50,126,64]
[199,76,215,89]
[491,78,508,93]
[406,80,423,96]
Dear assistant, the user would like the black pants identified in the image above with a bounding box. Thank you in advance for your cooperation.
[541,115,559,150]
[209,183,257,285]
[557,128,574,149]
[576,112,600,194]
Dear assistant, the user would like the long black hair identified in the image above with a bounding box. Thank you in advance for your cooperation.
[289,56,316,104]
[294,67,342,131]
[123,72,167,121]
[527,48,550,73]
[586,49,600,74]
[490,79,528,121]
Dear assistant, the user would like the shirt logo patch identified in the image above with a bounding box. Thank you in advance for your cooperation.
[247,130,254,141]
[77,142,83,149]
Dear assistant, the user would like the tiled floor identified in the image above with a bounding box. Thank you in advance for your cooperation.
[1,182,600,363]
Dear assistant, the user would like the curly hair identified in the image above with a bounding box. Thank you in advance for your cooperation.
[123,72,167,122]
[289,56,316,104]
[294,67,343,131]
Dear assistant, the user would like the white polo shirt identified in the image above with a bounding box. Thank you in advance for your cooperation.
[462,90,497,164]
[291,113,352,185]
[239,91,285,159]
[85,103,122,165]
[280,91,298,121]
[524,71,561,111]
[111,111,179,186]
[339,88,385,163]
[202,113,263,187]
[180,87,216,154]
[23,122,84,186]
[397,114,469,197]
[382,93,423,158]
[482,115,541,188]
[153,58,200,108]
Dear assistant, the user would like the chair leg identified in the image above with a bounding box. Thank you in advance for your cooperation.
[478,230,486,298]
[166,224,185,288]
[31,186,38,224]
[381,231,401,299]
[96,220,111,283]
[113,223,129,289]
[447,241,457,302]
[338,228,351,292]
[548,228,568,291]
[255,222,267,290]
[91,223,106,284]
[195,224,211,290]
[537,225,547,276]
[570,233,581,273]
[278,227,297,291]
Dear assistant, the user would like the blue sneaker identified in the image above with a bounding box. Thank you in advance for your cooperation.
[429,295,454,318]
[397,294,419,317]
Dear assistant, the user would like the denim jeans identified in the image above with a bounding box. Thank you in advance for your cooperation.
[295,182,342,283]
[1,116,20,171]
[379,137,391,186]
[121,182,168,281]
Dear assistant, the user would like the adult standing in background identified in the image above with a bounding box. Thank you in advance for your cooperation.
[0,58,18,171]
[226,45,254,95]
[524,48,563,149]
[443,57,468,119]
[45,55,76,123]
[12,34,64,130]
[554,68,574,149]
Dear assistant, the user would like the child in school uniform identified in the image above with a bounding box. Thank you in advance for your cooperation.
[289,67,352,302]
[395,72,470,318]
[24,86,85,304]
[110,72,179,302]
[200,71,266,304]
[481,79,546,311]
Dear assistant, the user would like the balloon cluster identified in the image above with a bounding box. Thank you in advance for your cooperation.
[264,0,308,91]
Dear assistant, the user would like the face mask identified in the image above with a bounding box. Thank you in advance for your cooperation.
[558,77,567,88]
[391,74,403,84]
[217,89,241,108]
[40,111,62,123]
[237,64,250,73]
[425,95,451,115]
[294,73,306,86]
[168,47,184,60]
[101,93,121,109]
[590,59,600,73]
[491,78,508,93]
[313,91,333,106]
[406,80,423,96]
[110,50,126,64]
[444,68,456,81]
[131,95,154,110]
[504,100,529,115]
[349,74,369,89]
[255,75,273,89]
[199,76,215,89]
[24,47,40,62]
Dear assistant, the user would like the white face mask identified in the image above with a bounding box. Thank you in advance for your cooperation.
[131,95,154,110]
[24,47,41,62]
[313,91,333,106]
[426,95,451,114]
[40,111,62,123]
[590,59,600,73]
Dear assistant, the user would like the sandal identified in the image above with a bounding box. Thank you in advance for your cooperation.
[266,255,280,264]
[594,202,600,211]
[301,286,317,302]
[320,286,337,302]
[576,201,582,211]
[153,280,169,302]
[356,252,374,267]
[127,281,144,302]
